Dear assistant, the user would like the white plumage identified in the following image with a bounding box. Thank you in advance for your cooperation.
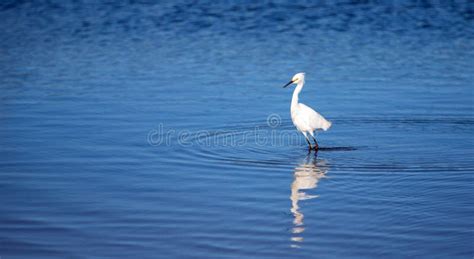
[283,72,331,150]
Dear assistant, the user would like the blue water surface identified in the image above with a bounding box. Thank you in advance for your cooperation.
[1,1,473,258]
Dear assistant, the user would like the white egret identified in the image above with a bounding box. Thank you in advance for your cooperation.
[283,73,331,150]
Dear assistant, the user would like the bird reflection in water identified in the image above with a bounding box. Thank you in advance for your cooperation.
[290,153,329,248]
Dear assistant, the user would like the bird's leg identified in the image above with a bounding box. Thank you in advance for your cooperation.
[311,136,319,151]
[305,137,313,150]
[302,132,312,150]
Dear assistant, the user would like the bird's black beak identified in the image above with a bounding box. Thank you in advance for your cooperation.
[283,80,294,88]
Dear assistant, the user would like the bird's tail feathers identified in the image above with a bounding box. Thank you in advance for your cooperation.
[322,120,332,131]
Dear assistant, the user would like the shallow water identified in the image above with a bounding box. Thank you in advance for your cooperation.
[1,1,473,258]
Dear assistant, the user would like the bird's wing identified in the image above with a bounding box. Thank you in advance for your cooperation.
[298,103,332,131]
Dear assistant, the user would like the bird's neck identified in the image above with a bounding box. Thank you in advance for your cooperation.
[291,81,304,110]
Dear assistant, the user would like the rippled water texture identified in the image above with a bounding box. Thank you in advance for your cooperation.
[1,1,473,258]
